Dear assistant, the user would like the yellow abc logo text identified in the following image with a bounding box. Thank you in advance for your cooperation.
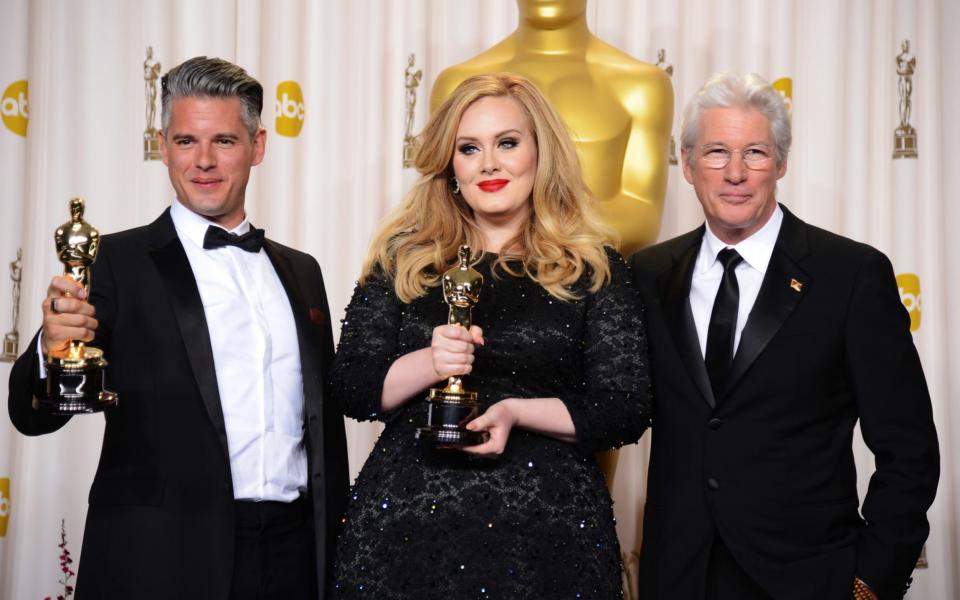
[896,273,921,332]
[772,77,792,115]
[275,81,304,137]
[0,477,10,537]
[2,80,29,137]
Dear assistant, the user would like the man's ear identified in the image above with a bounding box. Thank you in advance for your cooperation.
[251,128,267,166]
[158,130,169,166]
[776,157,788,180]
[680,150,694,184]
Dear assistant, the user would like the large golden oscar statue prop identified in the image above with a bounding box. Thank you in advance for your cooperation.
[430,0,673,486]
[430,0,673,256]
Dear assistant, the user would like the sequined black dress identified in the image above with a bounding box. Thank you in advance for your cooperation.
[328,250,651,599]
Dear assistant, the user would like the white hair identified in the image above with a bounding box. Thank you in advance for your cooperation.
[680,72,791,168]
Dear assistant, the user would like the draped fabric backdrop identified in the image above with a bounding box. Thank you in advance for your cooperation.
[0,1,957,598]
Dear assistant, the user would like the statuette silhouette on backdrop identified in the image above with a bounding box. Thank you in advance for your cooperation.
[894,39,917,159]
[655,48,678,166]
[1,248,22,361]
[144,46,162,161]
[403,54,423,168]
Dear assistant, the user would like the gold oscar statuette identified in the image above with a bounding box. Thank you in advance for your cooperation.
[403,54,423,169]
[144,46,162,161]
[37,198,118,414]
[655,48,678,166]
[1,248,22,361]
[416,245,487,446]
[894,39,917,159]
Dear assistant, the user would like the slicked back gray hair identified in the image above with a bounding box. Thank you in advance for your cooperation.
[680,72,791,168]
[161,56,263,138]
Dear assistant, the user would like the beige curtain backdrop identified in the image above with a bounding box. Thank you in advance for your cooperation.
[0,1,956,598]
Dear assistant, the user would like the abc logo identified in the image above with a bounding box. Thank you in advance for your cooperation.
[896,273,921,332]
[0,478,10,537]
[772,77,792,115]
[275,81,304,137]
[1,80,29,137]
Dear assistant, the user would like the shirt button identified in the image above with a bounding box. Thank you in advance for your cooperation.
[707,478,720,490]
[708,418,722,430]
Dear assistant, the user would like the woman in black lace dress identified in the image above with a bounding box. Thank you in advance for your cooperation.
[329,73,651,599]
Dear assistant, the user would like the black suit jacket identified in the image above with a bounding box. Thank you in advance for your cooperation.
[8,209,349,599]
[629,205,938,599]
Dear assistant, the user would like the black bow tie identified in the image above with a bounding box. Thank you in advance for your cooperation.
[202,225,265,253]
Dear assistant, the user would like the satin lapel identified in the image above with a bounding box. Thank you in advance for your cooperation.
[262,241,321,396]
[721,206,811,400]
[146,209,230,463]
[656,229,715,408]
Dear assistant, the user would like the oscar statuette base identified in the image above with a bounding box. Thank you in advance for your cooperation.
[402,135,419,169]
[893,126,917,159]
[416,387,486,447]
[144,129,161,161]
[37,347,118,415]
[1,332,17,362]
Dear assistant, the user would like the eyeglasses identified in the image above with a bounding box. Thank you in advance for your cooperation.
[698,144,775,170]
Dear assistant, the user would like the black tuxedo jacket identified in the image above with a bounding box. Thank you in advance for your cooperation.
[629,206,938,599]
[8,209,349,599]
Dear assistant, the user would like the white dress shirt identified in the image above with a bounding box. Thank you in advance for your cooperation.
[689,205,784,358]
[170,200,306,501]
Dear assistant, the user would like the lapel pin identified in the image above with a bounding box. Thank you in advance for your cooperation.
[789,278,803,292]
[308,307,326,325]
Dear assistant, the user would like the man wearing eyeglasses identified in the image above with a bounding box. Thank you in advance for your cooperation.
[629,73,938,600]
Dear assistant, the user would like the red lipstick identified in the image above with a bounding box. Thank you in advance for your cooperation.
[478,179,509,192]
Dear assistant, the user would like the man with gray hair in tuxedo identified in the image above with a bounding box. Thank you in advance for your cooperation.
[630,72,938,600]
[9,56,349,600]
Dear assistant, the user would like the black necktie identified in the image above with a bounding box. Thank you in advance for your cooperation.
[202,225,265,253]
[705,248,743,397]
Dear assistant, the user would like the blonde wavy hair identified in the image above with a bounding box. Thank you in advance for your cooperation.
[361,72,614,302]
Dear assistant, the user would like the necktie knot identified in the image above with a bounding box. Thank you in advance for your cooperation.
[717,247,743,271]
[203,225,265,253]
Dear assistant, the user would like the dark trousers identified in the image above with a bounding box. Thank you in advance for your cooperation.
[705,536,772,600]
[229,496,318,600]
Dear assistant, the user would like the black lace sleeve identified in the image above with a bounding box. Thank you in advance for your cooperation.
[329,268,404,422]
[559,249,653,454]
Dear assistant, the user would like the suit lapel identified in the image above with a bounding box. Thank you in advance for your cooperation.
[656,227,716,408]
[262,240,323,402]
[720,205,811,399]
[147,209,230,463]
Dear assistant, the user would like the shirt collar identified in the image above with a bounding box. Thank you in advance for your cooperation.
[169,199,251,249]
[698,204,783,274]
